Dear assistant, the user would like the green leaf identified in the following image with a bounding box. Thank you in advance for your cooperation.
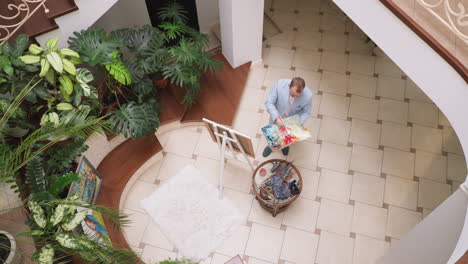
[45,37,59,49]
[39,58,50,77]
[18,230,45,237]
[60,48,80,58]
[3,64,13,76]
[37,244,54,264]
[105,60,132,85]
[61,209,87,231]
[68,28,123,66]
[55,233,80,249]
[62,58,76,75]
[50,203,68,226]
[109,102,160,139]
[159,22,188,40]
[45,68,55,85]
[132,78,154,95]
[157,1,189,24]
[47,172,80,195]
[0,77,6,84]
[29,44,43,55]
[25,156,46,196]
[46,52,63,73]
[76,68,94,83]
[19,55,41,64]
[57,102,73,111]
[58,75,73,94]
[28,199,47,228]
[11,34,29,57]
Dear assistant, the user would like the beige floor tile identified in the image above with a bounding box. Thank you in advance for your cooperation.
[316,231,354,264]
[298,167,321,200]
[352,202,387,239]
[283,198,320,232]
[263,47,295,69]
[194,131,223,160]
[245,223,285,263]
[224,188,254,223]
[318,116,351,145]
[317,168,353,203]
[408,100,439,128]
[265,31,296,49]
[217,225,250,257]
[318,92,350,120]
[320,32,348,52]
[443,126,464,155]
[319,71,348,96]
[263,67,295,88]
[255,137,286,164]
[380,121,412,151]
[317,198,354,236]
[122,209,149,247]
[418,179,451,210]
[422,208,433,219]
[280,227,320,264]
[353,235,390,264]
[347,54,376,76]
[350,172,385,207]
[374,57,402,78]
[318,142,352,173]
[140,160,163,183]
[246,65,267,88]
[211,253,233,264]
[346,34,374,55]
[411,124,443,154]
[349,119,381,148]
[405,78,432,103]
[141,220,174,251]
[447,153,467,182]
[158,153,195,181]
[320,13,347,33]
[294,31,322,51]
[386,206,422,239]
[271,12,297,31]
[348,95,379,122]
[378,98,409,125]
[295,12,321,33]
[294,69,322,93]
[438,110,452,127]
[141,244,176,264]
[223,159,253,193]
[384,175,418,210]
[247,258,273,264]
[377,76,406,101]
[350,144,383,176]
[292,48,321,71]
[311,93,322,117]
[415,150,447,182]
[194,156,221,186]
[164,128,201,158]
[319,51,348,73]
[234,109,263,138]
[124,180,158,213]
[347,73,377,98]
[288,141,321,170]
[239,88,267,112]
[303,116,322,143]
[382,147,415,179]
[249,200,285,229]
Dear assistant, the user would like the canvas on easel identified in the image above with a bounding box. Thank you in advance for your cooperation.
[203,118,256,198]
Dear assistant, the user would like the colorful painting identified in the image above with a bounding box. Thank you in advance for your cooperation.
[77,207,111,244]
[68,156,102,204]
[262,115,311,150]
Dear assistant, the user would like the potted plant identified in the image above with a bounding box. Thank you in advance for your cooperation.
[0,230,19,264]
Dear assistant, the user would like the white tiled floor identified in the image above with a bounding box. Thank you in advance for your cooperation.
[120,0,467,263]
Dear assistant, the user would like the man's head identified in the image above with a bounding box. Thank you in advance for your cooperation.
[289,77,305,98]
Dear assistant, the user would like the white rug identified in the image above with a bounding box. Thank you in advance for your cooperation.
[140,165,244,260]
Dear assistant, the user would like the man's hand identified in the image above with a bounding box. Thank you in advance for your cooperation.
[276,116,285,127]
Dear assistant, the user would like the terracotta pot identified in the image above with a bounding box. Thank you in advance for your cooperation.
[153,78,168,89]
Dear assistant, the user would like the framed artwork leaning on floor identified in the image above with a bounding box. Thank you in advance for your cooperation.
[68,156,103,204]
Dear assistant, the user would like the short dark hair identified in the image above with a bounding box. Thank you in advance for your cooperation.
[289,77,305,93]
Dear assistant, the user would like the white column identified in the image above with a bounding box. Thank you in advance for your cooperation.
[218,0,264,68]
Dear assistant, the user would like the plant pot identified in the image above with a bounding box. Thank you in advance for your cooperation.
[153,78,168,89]
[0,231,19,264]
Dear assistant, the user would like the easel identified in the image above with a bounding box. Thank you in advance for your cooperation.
[203,118,255,198]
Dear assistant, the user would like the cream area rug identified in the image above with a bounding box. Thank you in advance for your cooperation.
[140,165,243,260]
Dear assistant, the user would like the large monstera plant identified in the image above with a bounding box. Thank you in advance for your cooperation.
[20,197,137,264]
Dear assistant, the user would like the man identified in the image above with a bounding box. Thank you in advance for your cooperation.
[263,77,313,157]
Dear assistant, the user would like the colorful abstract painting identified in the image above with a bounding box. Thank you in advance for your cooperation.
[262,115,311,150]
[78,207,111,245]
[68,156,102,204]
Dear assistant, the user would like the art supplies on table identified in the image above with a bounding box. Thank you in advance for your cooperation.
[258,161,301,201]
[261,115,311,150]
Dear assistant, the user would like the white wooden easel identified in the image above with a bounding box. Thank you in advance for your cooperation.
[202,118,255,199]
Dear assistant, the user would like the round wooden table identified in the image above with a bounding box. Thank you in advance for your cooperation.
[252,159,303,217]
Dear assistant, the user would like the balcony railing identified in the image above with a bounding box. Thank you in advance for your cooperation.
[380,0,468,82]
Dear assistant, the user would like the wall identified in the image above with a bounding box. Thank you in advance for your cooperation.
[219,0,264,68]
[196,0,219,33]
[330,0,468,263]
[92,0,151,31]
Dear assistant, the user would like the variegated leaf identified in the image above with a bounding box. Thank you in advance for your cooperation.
[28,200,47,228]
[55,233,80,249]
[37,244,54,264]
[61,210,87,231]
